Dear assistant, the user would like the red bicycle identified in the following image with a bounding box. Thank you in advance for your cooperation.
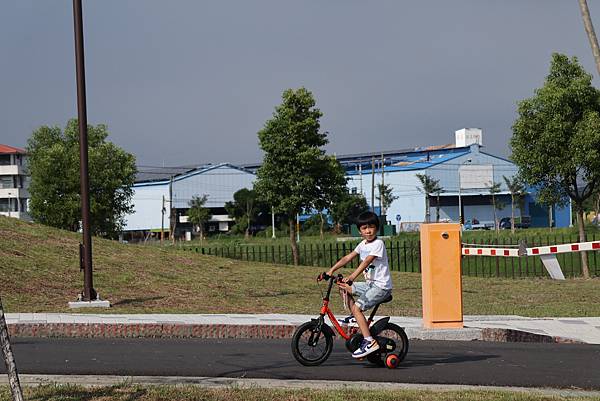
[291,273,409,368]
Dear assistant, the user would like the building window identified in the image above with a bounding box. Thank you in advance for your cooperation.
[0,176,13,189]
[351,187,357,194]
[0,199,16,212]
[0,155,10,166]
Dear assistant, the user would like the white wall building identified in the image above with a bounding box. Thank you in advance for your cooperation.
[0,144,30,221]
[123,163,255,239]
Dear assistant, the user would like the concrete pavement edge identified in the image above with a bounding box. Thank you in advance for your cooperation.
[2,374,599,398]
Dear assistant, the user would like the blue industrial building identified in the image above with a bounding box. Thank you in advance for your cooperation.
[336,128,570,231]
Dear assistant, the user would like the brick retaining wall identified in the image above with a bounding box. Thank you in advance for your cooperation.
[6,323,584,344]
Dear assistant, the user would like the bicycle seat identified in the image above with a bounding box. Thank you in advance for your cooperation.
[377,294,393,305]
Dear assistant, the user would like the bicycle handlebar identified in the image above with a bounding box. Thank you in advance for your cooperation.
[317,272,353,286]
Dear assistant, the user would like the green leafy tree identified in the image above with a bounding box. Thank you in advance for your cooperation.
[26,119,136,238]
[188,195,211,242]
[313,157,348,239]
[376,183,399,218]
[254,88,336,265]
[224,188,266,239]
[511,54,600,278]
[330,192,370,233]
[486,181,502,232]
[416,174,443,223]
[503,175,526,234]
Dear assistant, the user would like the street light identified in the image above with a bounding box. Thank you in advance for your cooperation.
[458,158,472,225]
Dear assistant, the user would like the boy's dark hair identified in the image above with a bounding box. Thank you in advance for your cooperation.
[355,211,380,229]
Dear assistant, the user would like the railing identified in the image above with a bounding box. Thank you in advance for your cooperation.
[183,233,600,278]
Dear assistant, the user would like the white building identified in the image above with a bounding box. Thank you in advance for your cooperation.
[0,144,30,221]
[123,163,255,240]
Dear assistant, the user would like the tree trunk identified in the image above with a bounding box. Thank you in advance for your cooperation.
[436,194,440,222]
[319,213,324,240]
[510,195,515,234]
[579,0,600,77]
[171,211,177,245]
[0,296,24,401]
[425,195,430,223]
[245,215,250,240]
[492,195,498,232]
[289,218,299,266]
[577,208,590,279]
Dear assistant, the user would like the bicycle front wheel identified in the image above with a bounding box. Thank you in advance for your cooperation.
[291,320,333,366]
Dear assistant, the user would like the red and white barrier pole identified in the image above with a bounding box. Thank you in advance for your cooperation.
[461,240,600,280]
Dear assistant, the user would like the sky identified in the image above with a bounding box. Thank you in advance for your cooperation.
[1,1,600,169]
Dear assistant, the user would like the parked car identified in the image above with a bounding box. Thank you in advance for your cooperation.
[464,219,491,230]
[499,216,530,229]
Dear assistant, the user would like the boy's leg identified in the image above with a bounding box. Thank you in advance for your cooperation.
[351,302,371,338]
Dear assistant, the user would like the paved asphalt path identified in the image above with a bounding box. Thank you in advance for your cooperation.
[3,337,600,390]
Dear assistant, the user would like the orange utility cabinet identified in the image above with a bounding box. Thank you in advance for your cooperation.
[420,223,463,328]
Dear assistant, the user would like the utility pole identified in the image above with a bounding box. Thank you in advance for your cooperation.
[271,206,276,238]
[169,176,175,244]
[73,0,96,301]
[371,157,375,213]
[380,153,385,216]
[359,163,363,195]
[161,195,165,245]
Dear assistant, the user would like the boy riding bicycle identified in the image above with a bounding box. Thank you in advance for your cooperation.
[325,211,393,359]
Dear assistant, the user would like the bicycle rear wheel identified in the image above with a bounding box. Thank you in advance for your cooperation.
[367,322,409,366]
[291,320,333,366]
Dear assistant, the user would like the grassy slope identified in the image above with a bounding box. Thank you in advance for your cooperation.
[1,216,600,316]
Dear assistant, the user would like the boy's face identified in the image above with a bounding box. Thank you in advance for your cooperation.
[359,224,377,241]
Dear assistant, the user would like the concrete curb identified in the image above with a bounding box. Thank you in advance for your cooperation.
[3,374,600,397]
[6,323,585,344]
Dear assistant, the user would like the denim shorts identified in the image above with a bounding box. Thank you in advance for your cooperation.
[351,281,392,311]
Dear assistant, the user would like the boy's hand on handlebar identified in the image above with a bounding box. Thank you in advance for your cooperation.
[317,272,330,281]
[336,280,352,293]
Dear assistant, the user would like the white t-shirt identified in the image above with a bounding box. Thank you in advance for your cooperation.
[353,238,393,290]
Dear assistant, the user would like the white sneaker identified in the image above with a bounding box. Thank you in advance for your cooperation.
[352,338,379,358]
[338,315,357,326]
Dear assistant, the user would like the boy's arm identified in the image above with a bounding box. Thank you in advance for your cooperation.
[346,255,377,282]
[326,251,358,276]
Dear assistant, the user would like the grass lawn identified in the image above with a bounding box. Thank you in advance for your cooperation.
[2,384,599,401]
[1,216,600,316]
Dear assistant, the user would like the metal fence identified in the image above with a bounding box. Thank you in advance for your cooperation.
[183,233,600,278]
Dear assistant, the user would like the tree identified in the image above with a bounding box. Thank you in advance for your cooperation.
[503,175,526,234]
[254,88,336,265]
[330,192,370,233]
[312,157,348,239]
[26,119,136,238]
[416,174,442,223]
[511,54,600,278]
[578,0,600,77]
[376,183,398,218]
[188,195,211,242]
[225,189,258,239]
[486,181,502,232]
